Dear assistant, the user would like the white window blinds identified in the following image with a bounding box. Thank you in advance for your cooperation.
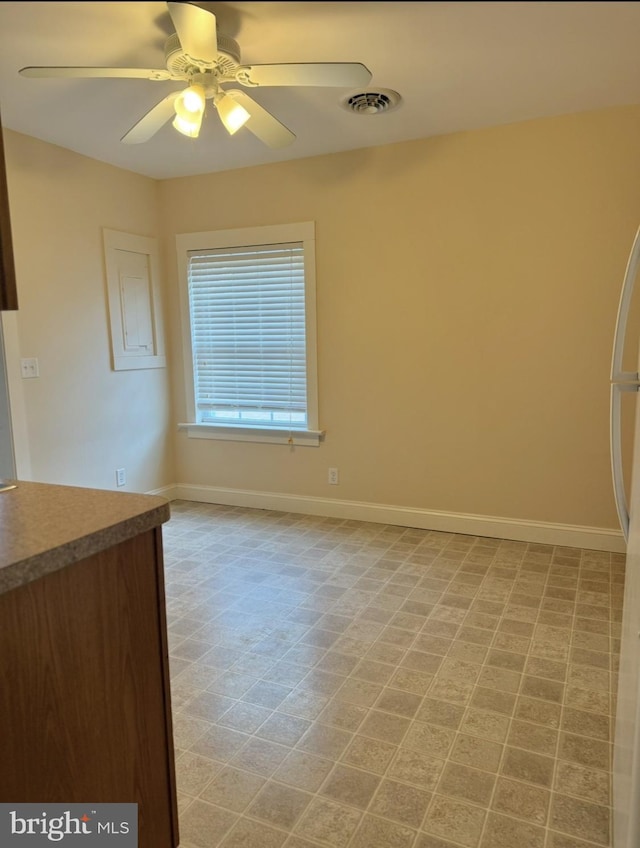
[187,241,308,429]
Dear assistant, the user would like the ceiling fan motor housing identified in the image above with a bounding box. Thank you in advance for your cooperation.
[164,31,241,80]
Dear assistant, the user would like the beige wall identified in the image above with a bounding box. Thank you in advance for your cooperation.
[4,131,174,493]
[4,104,639,533]
[161,104,640,531]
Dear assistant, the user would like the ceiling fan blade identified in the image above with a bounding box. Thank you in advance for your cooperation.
[225,90,295,149]
[19,66,171,81]
[167,2,217,65]
[237,62,372,88]
[121,90,182,144]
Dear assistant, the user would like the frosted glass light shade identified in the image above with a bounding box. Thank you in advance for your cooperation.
[173,85,205,138]
[216,92,250,135]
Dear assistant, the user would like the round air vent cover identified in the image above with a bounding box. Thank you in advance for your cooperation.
[342,89,402,115]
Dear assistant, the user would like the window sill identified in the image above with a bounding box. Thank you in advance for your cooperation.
[178,423,325,446]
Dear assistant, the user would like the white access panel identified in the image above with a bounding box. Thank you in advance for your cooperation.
[103,228,166,371]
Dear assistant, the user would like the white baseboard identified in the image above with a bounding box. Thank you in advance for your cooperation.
[151,483,626,554]
[146,484,179,499]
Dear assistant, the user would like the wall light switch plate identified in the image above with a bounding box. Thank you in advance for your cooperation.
[20,357,39,379]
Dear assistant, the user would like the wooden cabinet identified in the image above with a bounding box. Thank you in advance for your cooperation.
[0,526,178,847]
[0,110,17,310]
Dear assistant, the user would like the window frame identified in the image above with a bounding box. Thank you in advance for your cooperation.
[176,221,323,446]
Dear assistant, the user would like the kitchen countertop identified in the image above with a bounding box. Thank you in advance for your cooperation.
[0,479,170,595]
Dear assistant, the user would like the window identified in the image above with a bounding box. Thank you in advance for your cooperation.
[177,222,322,445]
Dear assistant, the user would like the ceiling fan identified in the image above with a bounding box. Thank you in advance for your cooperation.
[18,1,372,149]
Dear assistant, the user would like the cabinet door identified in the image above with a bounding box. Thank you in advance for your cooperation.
[0,110,17,310]
[0,529,178,848]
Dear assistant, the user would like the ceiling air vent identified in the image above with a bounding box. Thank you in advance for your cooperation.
[342,89,402,115]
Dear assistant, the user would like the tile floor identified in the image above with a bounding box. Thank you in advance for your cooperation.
[162,500,624,848]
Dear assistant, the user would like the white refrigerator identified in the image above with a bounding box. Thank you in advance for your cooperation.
[611,223,640,848]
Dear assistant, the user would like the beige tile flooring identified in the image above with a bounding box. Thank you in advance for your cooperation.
[163,500,624,848]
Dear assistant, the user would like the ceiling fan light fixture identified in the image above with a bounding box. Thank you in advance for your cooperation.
[172,112,202,138]
[215,91,250,135]
[172,83,206,138]
[181,86,206,113]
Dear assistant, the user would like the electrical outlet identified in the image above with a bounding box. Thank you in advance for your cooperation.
[328,467,339,485]
[116,468,126,487]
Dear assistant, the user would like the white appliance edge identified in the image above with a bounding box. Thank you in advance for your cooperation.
[611,223,640,848]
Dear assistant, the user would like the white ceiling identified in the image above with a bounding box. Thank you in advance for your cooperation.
[0,1,639,180]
